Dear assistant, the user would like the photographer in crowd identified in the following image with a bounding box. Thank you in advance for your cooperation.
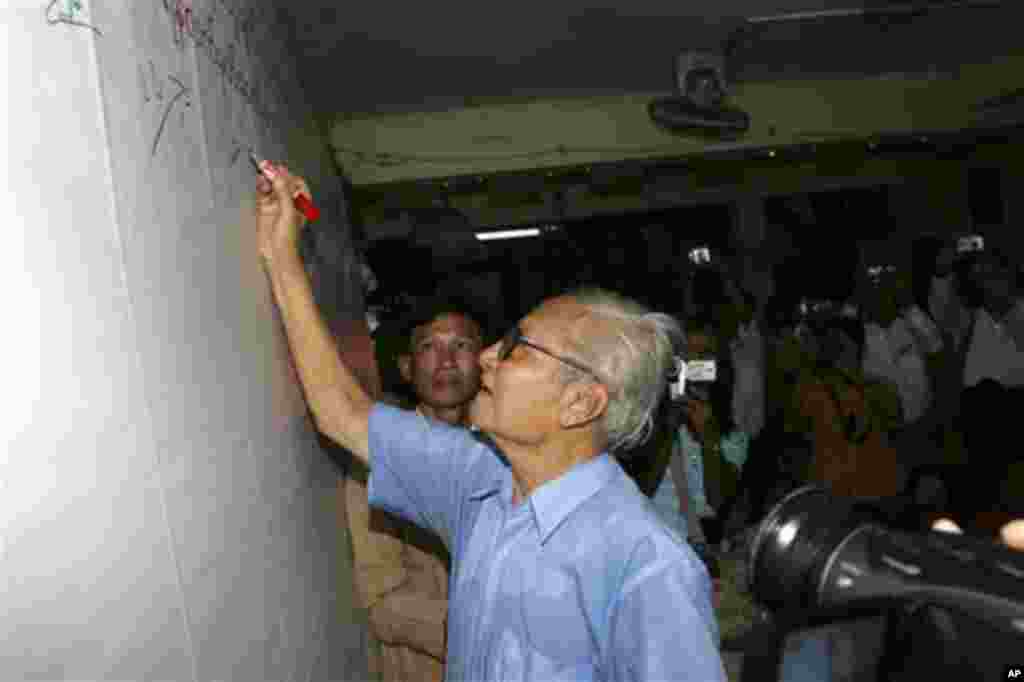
[924,237,1024,523]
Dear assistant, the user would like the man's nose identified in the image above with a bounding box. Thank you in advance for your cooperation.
[438,344,458,366]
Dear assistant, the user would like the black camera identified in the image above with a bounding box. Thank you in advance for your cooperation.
[747,487,1024,638]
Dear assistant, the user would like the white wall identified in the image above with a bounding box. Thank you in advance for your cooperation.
[2,1,368,679]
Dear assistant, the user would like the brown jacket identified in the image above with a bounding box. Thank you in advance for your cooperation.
[345,465,449,682]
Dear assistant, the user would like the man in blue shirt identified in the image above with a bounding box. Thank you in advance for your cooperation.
[255,165,725,681]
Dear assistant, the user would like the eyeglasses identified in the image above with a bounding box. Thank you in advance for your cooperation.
[498,326,602,382]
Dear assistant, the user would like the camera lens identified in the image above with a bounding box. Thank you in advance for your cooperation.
[747,487,870,613]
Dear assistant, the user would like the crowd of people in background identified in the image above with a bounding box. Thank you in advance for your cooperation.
[612,233,1022,681]
[649,234,1023,546]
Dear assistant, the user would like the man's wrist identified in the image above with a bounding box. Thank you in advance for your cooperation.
[261,240,303,271]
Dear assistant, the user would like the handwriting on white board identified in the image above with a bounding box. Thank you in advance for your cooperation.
[45,0,102,35]
[155,0,292,137]
[139,60,193,157]
[230,140,245,167]
[46,0,295,166]
[171,0,192,46]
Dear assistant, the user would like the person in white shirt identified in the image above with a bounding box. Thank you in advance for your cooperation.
[958,251,1024,388]
[931,246,1023,516]
[862,297,936,425]
[928,243,1024,386]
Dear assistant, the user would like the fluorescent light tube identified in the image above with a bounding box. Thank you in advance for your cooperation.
[475,228,541,241]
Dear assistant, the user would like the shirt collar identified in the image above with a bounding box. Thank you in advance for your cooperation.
[465,433,619,544]
[528,453,618,546]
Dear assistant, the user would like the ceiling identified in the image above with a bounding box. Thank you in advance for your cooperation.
[278,0,1024,263]
[282,0,1022,119]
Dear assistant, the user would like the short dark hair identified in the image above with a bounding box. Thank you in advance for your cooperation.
[397,295,490,352]
[690,267,729,308]
[951,248,1015,309]
[815,315,866,371]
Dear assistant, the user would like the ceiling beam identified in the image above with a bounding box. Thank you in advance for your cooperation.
[331,54,1024,186]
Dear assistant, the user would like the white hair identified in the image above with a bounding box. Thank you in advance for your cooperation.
[561,288,684,453]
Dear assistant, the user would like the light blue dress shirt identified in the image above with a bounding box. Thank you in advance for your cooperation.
[367,403,725,682]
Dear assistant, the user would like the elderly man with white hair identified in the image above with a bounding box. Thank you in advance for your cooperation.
[254,164,725,682]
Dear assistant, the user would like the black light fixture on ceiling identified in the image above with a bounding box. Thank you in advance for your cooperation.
[648,48,752,138]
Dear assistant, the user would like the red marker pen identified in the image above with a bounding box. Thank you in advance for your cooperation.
[250,152,320,222]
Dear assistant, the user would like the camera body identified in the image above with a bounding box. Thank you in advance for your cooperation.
[747,487,1024,639]
[956,234,985,256]
[668,356,717,402]
[689,246,713,266]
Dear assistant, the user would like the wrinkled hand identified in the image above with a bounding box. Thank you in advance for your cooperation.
[932,517,1024,550]
[255,162,312,263]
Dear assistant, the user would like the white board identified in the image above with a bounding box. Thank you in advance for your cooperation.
[1,1,368,679]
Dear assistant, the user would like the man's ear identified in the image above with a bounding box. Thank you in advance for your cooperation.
[559,382,609,430]
[397,354,412,383]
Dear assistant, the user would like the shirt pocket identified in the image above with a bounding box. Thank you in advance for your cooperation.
[521,566,599,668]
[494,629,600,682]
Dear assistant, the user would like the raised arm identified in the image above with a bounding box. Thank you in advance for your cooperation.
[255,163,372,464]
